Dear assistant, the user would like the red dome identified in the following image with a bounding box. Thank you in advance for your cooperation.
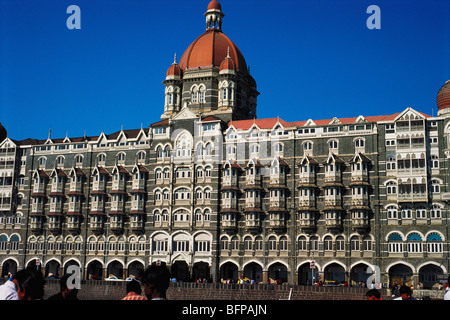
[179,29,247,73]
[166,62,182,77]
[437,80,450,111]
[207,0,221,11]
[220,55,236,72]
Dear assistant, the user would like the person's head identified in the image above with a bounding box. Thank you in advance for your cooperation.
[399,285,413,300]
[12,268,45,300]
[142,262,170,299]
[59,273,78,300]
[365,289,381,300]
[126,279,142,295]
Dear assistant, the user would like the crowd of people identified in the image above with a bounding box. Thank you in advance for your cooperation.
[1,265,450,300]
[0,261,171,301]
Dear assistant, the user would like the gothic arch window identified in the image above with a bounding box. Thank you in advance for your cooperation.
[198,84,206,103]
[431,179,441,193]
[386,157,396,170]
[74,154,83,167]
[386,180,397,194]
[38,157,47,168]
[136,151,146,164]
[430,155,439,169]
[175,132,193,158]
[116,152,126,165]
[56,156,65,168]
[430,204,442,219]
[328,139,338,151]
[156,146,163,160]
[386,205,398,219]
[97,154,106,166]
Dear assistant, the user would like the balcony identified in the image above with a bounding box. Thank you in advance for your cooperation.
[130,214,145,232]
[48,215,62,233]
[109,215,124,233]
[268,211,287,233]
[297,211,316,233]
[220,211,238,233]
[325,211,342,232]
[66,215,81,233]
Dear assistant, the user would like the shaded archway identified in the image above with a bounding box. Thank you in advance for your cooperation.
[171,260,189,282]
[63,259,80,275]
[86,260,103,280]
[298,263,318,285]
[419,264,444,289]
[389,263,413,286]
[26,259,41,272]
[350,263,371,286]
[220,261,238,283]
[324,263,346,283]
[107,260,124,279]
[268,262,288,284]
[193,261,210,282]
[1,259,18,277]
[243,262,263,283]
[45,260,61,278]
[127,261,144,280]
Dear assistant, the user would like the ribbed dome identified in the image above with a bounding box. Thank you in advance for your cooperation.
[166,61,182,78]
[179,29,247,73]
[437,80,450,112]
[220,54,236,72]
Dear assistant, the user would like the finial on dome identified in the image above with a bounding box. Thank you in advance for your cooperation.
[226,46,230,59]
[173,53,177,64]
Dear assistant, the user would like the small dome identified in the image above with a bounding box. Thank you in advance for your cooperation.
[437,80,450,112]
[166,63,182,78]
[166,54,182,79]
[207,0,222,11]
[0,123,7,142]
[219,48,236,72]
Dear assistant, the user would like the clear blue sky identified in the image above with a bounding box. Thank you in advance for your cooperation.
[1,0,449,141]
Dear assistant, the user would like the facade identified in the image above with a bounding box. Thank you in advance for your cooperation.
[1,0,450,288]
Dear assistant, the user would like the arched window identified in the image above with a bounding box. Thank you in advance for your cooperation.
[407,233,422,253]
[388,232,403,253]
[427,233,443,253]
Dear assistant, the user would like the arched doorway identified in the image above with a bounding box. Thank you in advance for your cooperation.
[64,260,80,275]
[127,261,144,280]
[1,259,18,277]
[298,263,318,285]
[220,262,238,283]
[107,261,124,279]
[243,262,263,284]
[350,263,371,286]
[268,262,288,284]
[389,264,413,286]
[26,259,41,272]
[45,260,61,278]
[324,263,346,283]
[86,260,103,280]
[193,261,210,282]
[419,264,444,289]
[171,260,189,282]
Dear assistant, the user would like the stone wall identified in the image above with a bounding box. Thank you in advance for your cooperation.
[0,278,390,300]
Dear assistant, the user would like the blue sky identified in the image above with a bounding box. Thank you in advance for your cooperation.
[1,0,449,141]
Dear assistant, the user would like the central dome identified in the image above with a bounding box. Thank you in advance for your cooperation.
[178,0,247,73]
[179,29,247,73]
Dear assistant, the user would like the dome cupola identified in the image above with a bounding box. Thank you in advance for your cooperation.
[437,80,450,116]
